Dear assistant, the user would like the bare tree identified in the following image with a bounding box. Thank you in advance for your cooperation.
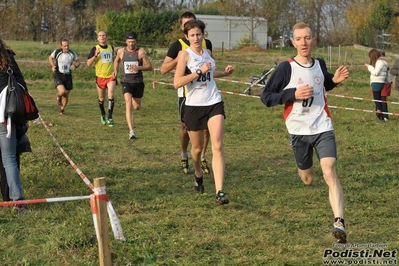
[1,0,397,47]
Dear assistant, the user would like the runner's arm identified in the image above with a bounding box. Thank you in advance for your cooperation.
[113,49,122,78]
[139,49,153,71]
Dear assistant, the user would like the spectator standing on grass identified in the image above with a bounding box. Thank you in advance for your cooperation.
[0,38,29,212]
[388,55,399,96]
[379,51,392,121]
[160,11,211,175]
[48,38,80,115]
[1,124,31,205]
[113,32,152,139]
[260,22,349,243]
[174,20,234,205]
[365,49,390,121]
[86,30,117,127]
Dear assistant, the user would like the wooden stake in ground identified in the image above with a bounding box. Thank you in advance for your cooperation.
[94,177,111,266]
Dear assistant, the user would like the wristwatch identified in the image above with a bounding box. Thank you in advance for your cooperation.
[196,69,202,76]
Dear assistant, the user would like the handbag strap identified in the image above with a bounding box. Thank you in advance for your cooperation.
[6,66,13,75]
[6,66,17,92]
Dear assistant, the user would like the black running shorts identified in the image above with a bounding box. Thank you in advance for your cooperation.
[54,73,73,90]
[178,97,186,123]
[121,82,145,98]
[184,101,225,131]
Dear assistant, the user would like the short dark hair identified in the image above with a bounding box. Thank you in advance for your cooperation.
[60,38,69,45]
[183,20,205,35]
[180,11,196,26]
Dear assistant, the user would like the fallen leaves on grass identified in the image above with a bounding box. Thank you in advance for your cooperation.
[239,46,266,52]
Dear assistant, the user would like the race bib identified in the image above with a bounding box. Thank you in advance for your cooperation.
[124,61,138,74]
[60,64,70,73]
[100,52,113,63]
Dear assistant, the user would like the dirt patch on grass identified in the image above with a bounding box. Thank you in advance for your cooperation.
[239,46,266,52]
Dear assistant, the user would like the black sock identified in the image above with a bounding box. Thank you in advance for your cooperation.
[195,176,203,185]
[108,98,114,119]
[335,217,345,227]
[98,100,105,116]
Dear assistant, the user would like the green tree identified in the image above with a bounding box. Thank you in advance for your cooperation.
[96,9,179,47]
[369,0,393,30]
[130,0,166,11]
[346,0,395,47]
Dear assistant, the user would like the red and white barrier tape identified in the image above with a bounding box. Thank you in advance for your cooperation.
[153,68,263,87]
[0,195,91,206]
[39,114,95,190]
[218,90,260,99]
[153,68,397,104]
[328,105,399,116]
[326,93,399,105]
[36,114,125,241]
[91,186,125,241]
[152,81,397,116]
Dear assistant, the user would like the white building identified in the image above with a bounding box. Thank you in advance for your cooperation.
[196,14,268,49]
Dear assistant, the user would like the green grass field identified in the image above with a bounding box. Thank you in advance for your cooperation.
[0,41,398,265]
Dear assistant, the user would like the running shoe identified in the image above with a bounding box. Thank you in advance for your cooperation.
[56,97,62,106]
[101,115,106,125]
[181,158,189,174]
[215,191,229,205]
[59,109,65,115]
[129,130,136,139]
[107,118,114,127]
[13,204,29,213]
[201,158,210,174]
[332,220,347,243]
[194,176,204,194]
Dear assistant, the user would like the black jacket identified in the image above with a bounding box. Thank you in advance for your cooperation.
[0,50,27,92]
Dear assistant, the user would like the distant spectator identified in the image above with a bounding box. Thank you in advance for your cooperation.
[389,55,399,96]
[380,51,392,121]
[365,49,390,121]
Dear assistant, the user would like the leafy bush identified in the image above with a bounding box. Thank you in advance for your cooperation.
[96,9,180,47]
[234,33,259,50]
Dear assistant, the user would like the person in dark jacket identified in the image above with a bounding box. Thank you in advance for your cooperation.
[0,123,31,204]
[389,56,399,95]
[0,38,28,212]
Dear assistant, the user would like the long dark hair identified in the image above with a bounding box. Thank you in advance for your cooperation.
[0,38,13,71]
[368,49,381,67]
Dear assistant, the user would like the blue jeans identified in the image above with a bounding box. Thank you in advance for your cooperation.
[371,83,386,120]
[0,122,24,200]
